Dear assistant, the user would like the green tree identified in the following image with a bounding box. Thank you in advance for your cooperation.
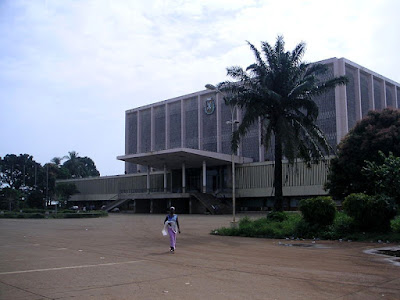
[363,151,400,205]
[0,154,44,190]
[326,108,400,199]
[63,151,100,178]
[209,36,347,211]
[27,190,45,209]
[55,183,79,207]
[0,187,22,211]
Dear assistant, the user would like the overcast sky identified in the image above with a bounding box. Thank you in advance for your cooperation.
[1,0,399,176]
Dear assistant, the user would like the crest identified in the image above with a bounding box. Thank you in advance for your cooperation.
[204,98,215,115]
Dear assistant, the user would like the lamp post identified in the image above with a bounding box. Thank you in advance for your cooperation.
[205,84,239,224]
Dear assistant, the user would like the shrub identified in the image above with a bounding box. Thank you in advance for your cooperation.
[299,196,337,227]
[343,193,397,232]
[391,216,400,233]
[267,211,288,222]
[331,212,354,235]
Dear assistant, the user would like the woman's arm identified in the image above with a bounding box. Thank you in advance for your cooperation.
[176,217,181,233]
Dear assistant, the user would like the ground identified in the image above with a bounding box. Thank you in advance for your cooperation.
[0,214,399,300]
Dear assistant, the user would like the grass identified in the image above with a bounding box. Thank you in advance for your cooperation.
[0,210,108,219]
[211,212,400,242]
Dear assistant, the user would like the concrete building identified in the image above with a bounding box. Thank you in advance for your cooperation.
[61,57,400,213]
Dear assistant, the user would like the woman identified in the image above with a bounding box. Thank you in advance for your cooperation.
[164,206,181,253]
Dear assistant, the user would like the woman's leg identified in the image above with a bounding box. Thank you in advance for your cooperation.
[168,227,176,250]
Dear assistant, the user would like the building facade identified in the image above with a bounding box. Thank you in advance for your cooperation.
[61,57,400,213]
[117,57,400,195]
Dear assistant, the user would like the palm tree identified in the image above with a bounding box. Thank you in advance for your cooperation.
[51,157,65,167]
[209,36,347,211]
[63,151,83,178]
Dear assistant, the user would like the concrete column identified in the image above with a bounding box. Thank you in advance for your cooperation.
[124,112,129,174]
[198,95,203,150]
[181,99,186,148]
[165,103,170,149]
[355,68,362,122]
[168,199,172,209]
[333,58,348,144]
[150,199,153,214]
[383,81,387,108]
[147,165,150,194]
[133,199,136,214]
[163,164,167,193]
[369,74,375,110]
[395,86,399,109]
[137,110,141,153]
[189,199,192,214]
[216,93,221,152]
[182,162,186,194]
[150,106,155,151]
[202,160,207,193]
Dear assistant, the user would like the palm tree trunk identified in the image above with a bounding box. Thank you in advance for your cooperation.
[273,133,283,211]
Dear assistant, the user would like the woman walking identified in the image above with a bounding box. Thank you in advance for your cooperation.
[164,206,181,253]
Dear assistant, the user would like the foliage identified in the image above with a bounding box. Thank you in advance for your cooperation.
[326,108,400,199]
[299,196,337,227]
[212,213,302,238]
[0,187,23,210]
[362,151,400,205]
[391,217,400,233]
[63,151,100,178]
[209,36,347,211]
[0,210,108,219]
[0,151,98,209]
[0,154,44,190]
[267,211,288,222]
[343,193,397,232]
[55,183,79,203]
[27,190,45,209]
[211,212,400,241]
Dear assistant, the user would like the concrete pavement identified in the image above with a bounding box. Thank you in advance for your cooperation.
[0,214,399,299]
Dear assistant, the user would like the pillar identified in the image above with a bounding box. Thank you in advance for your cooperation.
[163,164,167,193]
[147,165,150,194]
[333,58,348,144]
[182,162,186,194]
[202,160,207,193]
[150,199,153,214]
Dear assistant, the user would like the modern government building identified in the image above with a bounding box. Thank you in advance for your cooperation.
[60,57,400,214]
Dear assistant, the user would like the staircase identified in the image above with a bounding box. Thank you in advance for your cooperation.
[190,192,232,215]
[103,197,131,212]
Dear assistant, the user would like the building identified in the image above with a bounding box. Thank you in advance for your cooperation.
[61,57,400,213]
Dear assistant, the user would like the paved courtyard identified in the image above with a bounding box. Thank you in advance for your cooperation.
[0,214,399,300]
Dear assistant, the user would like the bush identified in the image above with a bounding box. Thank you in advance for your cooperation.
[299,196,337,227]
[391,216,400,233]
[331,212,354,235]
[343,193,397,232]
[267,211,288,222]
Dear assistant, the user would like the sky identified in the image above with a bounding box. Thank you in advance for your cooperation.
[1,0,399,176]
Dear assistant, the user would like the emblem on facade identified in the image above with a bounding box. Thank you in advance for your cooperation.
[204,98,215,115]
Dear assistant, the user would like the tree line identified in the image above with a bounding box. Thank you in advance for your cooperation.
[0,151,100,210]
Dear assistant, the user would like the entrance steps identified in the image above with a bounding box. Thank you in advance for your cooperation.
[190,192,232,215]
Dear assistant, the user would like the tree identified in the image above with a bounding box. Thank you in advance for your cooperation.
[209,36,347,211]
[0,187,22,211]
[63,151,100,178]
[55,183,79,207]
[362,151,400,205]
[326,108,400,199]
[0,154,44,190]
